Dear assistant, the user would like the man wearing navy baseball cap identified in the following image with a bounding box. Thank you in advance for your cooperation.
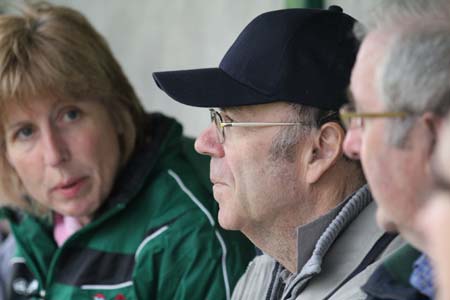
[154,6,404,300]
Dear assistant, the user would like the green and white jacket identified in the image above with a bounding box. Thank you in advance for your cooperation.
[1,113,255,300]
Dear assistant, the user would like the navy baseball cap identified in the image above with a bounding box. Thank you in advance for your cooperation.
[153,6,358,111]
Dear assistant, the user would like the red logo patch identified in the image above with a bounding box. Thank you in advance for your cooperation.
[93,294,106,300]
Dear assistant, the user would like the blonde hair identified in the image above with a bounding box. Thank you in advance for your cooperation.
[0,1,145,212]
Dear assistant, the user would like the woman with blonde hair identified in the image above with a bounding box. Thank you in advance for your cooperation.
[0,2,254,299]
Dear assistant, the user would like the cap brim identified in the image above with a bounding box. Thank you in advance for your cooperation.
[153,68,271,108]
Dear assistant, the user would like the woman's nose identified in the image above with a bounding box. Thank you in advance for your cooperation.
[42,129,70,166]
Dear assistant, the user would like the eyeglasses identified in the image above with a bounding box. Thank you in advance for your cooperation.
[339,104,410,130]
[209,108,307,144]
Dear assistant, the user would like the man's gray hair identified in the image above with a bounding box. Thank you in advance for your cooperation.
[269,104,340,162]
[359,0,450,146]
[355,0,450,41]
[381,25,450,145]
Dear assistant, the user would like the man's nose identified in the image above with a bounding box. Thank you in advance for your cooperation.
[195,124,225,158]
[343,128,361,160]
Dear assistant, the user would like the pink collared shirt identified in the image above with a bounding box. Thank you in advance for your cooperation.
[53,213,82,246]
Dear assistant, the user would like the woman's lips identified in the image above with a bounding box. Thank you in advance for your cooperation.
[52,177,87,198]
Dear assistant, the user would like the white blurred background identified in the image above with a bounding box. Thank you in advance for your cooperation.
[9,0,381,137]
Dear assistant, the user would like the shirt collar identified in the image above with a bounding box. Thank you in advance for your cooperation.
[410,254,435,299]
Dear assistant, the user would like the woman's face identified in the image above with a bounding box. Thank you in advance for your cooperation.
[4,97,121,225]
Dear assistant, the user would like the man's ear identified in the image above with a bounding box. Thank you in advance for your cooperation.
[422,112,442,158]
[305,122,345,184]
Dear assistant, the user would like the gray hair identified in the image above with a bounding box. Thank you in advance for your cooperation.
[381,25,450,145]
[355,0,450,42]
[358,0,450,146]
[269,104,340,162]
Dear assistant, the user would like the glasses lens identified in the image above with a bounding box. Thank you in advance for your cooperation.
[341,116,351,130]
[210,109,225,143]
[341,115,364,130]
[339,104,354,130]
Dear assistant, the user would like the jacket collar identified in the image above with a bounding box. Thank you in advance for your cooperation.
[296,196,347,272]
[281,185,374,299]
[362,244,428,300]
[95,113,180,214]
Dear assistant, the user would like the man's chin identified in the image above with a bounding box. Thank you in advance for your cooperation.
[217,210,240,231]
[376,213,399,233]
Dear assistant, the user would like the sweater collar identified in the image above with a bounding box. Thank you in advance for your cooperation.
[296,197,347,272]
[284,184,372,298]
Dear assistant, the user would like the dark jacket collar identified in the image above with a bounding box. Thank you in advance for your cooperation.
[362,244,429,300]
[95,113,181,214]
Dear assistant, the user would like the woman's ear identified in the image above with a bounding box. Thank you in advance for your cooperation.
[305,122,345,184]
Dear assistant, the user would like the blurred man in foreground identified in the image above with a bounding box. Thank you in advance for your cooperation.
[341,0,450,298]
[417,114,450,300]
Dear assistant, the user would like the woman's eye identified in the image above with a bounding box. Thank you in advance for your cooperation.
[15,126,34,140]
[63,109,80,122]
